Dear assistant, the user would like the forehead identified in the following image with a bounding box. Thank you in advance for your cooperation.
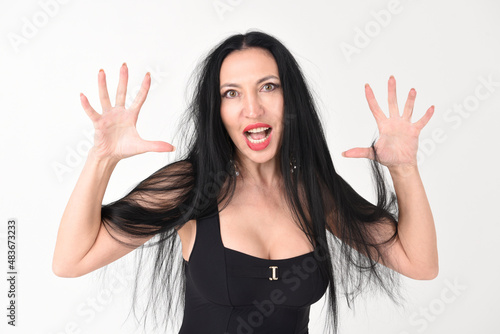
[220,48,279,83]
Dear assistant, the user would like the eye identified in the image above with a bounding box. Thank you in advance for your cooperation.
[262,83,279,91]
[222,90,238,98]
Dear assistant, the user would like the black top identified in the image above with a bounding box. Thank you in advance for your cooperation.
[178,204,329,334]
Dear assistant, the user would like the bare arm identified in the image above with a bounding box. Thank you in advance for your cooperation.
[383,165,438,279]
[52,64,174,277]
[52,148,143,277]
[325,166,438,281]
[353,165,438,280]
[340,76,438,280]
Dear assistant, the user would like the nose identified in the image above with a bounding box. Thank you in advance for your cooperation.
[243,90,264,117]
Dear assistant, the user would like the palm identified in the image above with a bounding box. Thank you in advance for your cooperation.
[80,64,174,162]
[92,105,144,159]
[343,75,435,169]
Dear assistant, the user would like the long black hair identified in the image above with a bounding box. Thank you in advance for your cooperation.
[95,30,406,333]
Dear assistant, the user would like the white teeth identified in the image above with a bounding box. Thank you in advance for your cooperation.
[245,130,271,144]
[247,127,270,133]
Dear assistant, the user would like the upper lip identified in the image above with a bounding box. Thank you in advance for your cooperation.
[243,123,272,133]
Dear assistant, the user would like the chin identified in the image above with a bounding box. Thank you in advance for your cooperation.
[240,148,279,164]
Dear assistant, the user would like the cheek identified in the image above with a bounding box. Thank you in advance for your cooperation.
[220,105,229,125]
[220,108,237,135]
[274,103,285,128]
[270,96,284,116]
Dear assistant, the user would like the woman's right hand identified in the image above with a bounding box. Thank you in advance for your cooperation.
[80,63,175,163]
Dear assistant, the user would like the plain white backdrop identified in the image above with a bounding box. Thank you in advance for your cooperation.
[1,0,499,333]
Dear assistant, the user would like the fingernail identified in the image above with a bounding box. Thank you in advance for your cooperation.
[122,62,127,67]
[172,145,176,152]
[99,69,104,73]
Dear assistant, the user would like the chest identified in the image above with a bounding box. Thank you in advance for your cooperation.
[183,210,329,311]
[218,191,314,260]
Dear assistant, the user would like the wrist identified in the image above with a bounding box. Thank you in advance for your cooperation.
[88,147,120,168]
[388,164,419,178]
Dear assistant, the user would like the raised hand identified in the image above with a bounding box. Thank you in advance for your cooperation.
[80,63,175,163]
[342,75,434,170]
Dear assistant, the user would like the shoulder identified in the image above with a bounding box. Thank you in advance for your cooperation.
[175,219,196,247]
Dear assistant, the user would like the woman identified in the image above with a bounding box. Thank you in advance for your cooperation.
[53,31,438,334]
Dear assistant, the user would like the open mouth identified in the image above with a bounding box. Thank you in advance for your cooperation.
[244,127,272,144]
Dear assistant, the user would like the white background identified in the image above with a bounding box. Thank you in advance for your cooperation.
[1,0,499,333]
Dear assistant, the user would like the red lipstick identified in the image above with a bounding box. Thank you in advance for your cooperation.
[243,123,272,133]
[242,123,273,151]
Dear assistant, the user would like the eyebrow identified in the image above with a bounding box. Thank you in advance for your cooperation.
[220,75,280,90]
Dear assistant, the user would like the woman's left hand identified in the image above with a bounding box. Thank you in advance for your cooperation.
[342,75,435,171]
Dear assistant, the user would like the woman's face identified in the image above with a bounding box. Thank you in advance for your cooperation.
[219,47,284,165]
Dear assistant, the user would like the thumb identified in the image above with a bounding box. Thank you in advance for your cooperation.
[140,140,176,153]
[342,147,374,160]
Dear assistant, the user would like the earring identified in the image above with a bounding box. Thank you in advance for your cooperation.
[290,155,297,174]
[229,159,239,176]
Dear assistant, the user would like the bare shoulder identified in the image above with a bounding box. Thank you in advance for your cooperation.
[176,219,196,261]
[175,219,195,237]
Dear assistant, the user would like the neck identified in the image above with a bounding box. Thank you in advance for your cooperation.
[234,152,283,190]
